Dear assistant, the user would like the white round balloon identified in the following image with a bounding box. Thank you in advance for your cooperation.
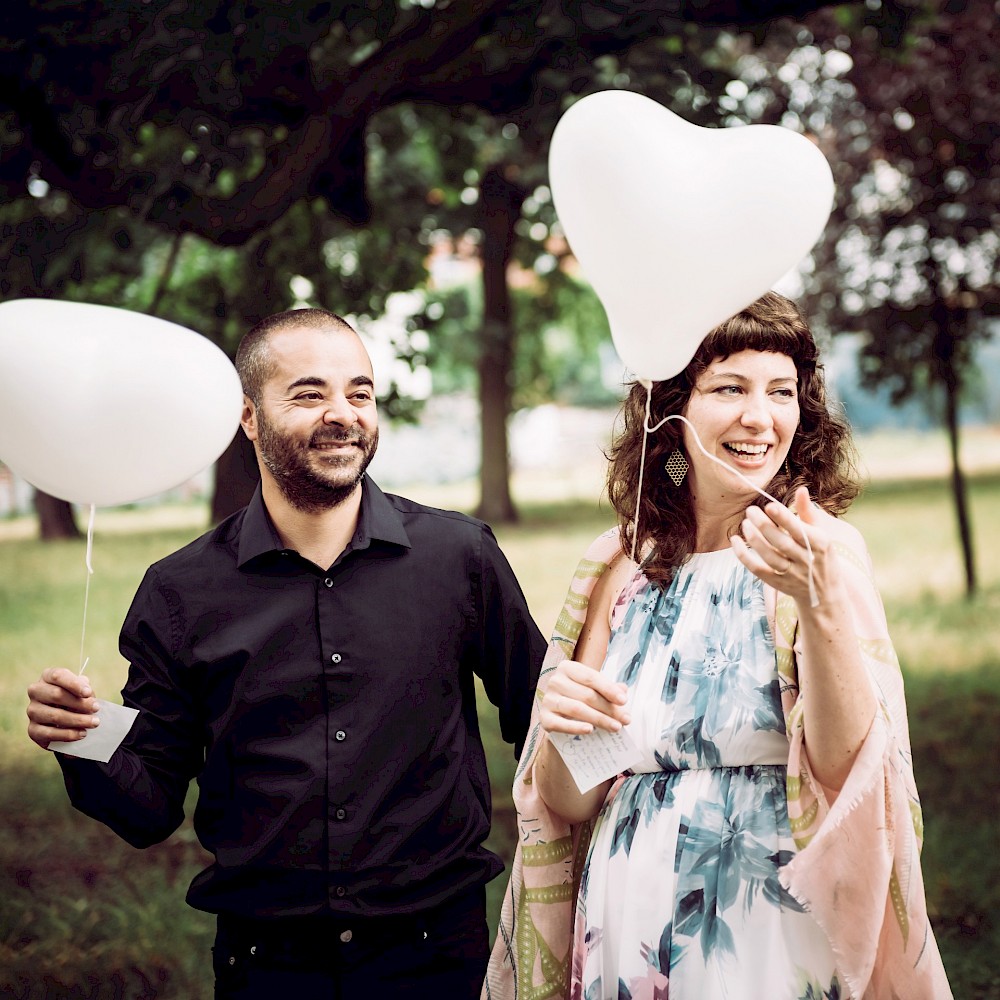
[0,299,244,506]
[548,91,835,381]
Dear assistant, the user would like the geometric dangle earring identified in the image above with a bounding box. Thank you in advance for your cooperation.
[665,449,689,486]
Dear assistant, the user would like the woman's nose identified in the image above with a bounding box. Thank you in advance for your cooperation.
[740,393,772,429]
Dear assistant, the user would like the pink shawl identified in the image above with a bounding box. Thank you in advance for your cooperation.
[482,519,952,1000]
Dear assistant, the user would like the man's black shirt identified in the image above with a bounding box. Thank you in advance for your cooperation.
[59,479,545,918]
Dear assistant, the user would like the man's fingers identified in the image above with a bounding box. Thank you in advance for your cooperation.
[27,680,98,715]
[26,669,101,752]
[26,700,100,729]
[27,722,90,750]
[40,667,94,699]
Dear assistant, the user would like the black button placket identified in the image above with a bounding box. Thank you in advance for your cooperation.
[318,570,349,904]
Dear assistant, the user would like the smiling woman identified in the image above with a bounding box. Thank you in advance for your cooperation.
[679,349,800,550]
[605,291,860,591]
[486,291,953,1000]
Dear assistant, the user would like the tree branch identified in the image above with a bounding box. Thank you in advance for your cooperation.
[1,0,851,244]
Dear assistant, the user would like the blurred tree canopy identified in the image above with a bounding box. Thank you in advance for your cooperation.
[729,0,999,596]
[7,0,993,551]
[0,0,845,532]
[1,0,841,242]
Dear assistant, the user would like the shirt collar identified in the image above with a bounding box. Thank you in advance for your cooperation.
[354,477,412,551]
[236,477,410,569]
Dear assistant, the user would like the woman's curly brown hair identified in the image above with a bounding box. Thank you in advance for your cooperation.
[607,291,860,587]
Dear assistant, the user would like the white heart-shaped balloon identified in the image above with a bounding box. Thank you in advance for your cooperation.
[549,91,834,381]
[0,299,244,506]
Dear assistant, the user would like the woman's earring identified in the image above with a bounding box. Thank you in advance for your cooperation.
[665,449,688,486]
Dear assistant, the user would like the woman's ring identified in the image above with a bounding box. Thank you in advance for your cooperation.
[774,559,792,576]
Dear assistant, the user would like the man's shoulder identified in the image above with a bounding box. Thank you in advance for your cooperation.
[146,506,246,579]
[382,490,490,535]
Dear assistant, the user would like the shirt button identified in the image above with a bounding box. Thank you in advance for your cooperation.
[324,578,334,588]
[339,929,353,943]
[331,653,342,664]
[335,807,347,820]
[336,886,347,898]
[335,730,347,741]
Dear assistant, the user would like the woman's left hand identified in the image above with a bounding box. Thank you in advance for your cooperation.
[731,485,834,605]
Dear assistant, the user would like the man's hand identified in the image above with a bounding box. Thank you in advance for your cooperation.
[26,668,101,750]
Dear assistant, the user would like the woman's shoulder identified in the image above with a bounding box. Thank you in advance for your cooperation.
[579,526,624,563]
[810,503,868,549]
[577,530,640,587]
[576,533,643,632]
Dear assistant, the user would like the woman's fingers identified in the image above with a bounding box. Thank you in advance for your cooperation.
[739,514,798,578]
[541,660,631,734]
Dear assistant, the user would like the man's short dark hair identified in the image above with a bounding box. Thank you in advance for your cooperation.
[235,308,358,404]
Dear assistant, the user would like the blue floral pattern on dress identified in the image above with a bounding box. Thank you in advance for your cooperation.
[573,549,840,1000]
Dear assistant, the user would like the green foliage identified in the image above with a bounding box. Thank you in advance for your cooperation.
[414,274,618,407]
[739,3,999,407]
[511,274,619,408]
[0,5,753,437]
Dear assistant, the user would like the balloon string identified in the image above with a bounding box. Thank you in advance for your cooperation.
[635,381,818,607]
[78,504,95,676]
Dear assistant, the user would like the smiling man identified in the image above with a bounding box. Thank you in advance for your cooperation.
[26,308,546,999]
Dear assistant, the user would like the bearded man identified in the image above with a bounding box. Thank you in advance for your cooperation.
[27,309,545,999]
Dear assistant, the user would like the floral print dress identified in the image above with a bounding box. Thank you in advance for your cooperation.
[573,549,840,1000]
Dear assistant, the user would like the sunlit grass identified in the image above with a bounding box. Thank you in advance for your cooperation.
[0,464,998,997]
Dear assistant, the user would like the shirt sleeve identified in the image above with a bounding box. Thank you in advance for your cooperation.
[57,566,203,849]
[473,525,547,758]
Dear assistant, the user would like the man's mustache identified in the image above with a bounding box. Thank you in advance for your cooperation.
[309,429,366,446]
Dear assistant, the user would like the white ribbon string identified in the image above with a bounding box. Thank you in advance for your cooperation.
[78,503,96,676]
[631,380,818,607]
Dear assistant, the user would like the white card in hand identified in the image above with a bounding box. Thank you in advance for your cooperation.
[548,725,643,794]
[49,699,139,764]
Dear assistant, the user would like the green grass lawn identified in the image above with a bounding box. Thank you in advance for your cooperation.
[1,474,998,998]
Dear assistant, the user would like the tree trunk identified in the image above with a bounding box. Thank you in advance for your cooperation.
[34,491,80,540]
[210,431,260,524]
[208,236,274,525]
[474,164,524,525]
[933,308,976,598]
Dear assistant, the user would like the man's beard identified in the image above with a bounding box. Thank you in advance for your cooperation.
[256,415,378,513]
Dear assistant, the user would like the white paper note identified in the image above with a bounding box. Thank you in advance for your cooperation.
[548,725,644,794]
[50,699,139,764]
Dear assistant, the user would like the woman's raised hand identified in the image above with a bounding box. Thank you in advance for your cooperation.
[733,486,839,606]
